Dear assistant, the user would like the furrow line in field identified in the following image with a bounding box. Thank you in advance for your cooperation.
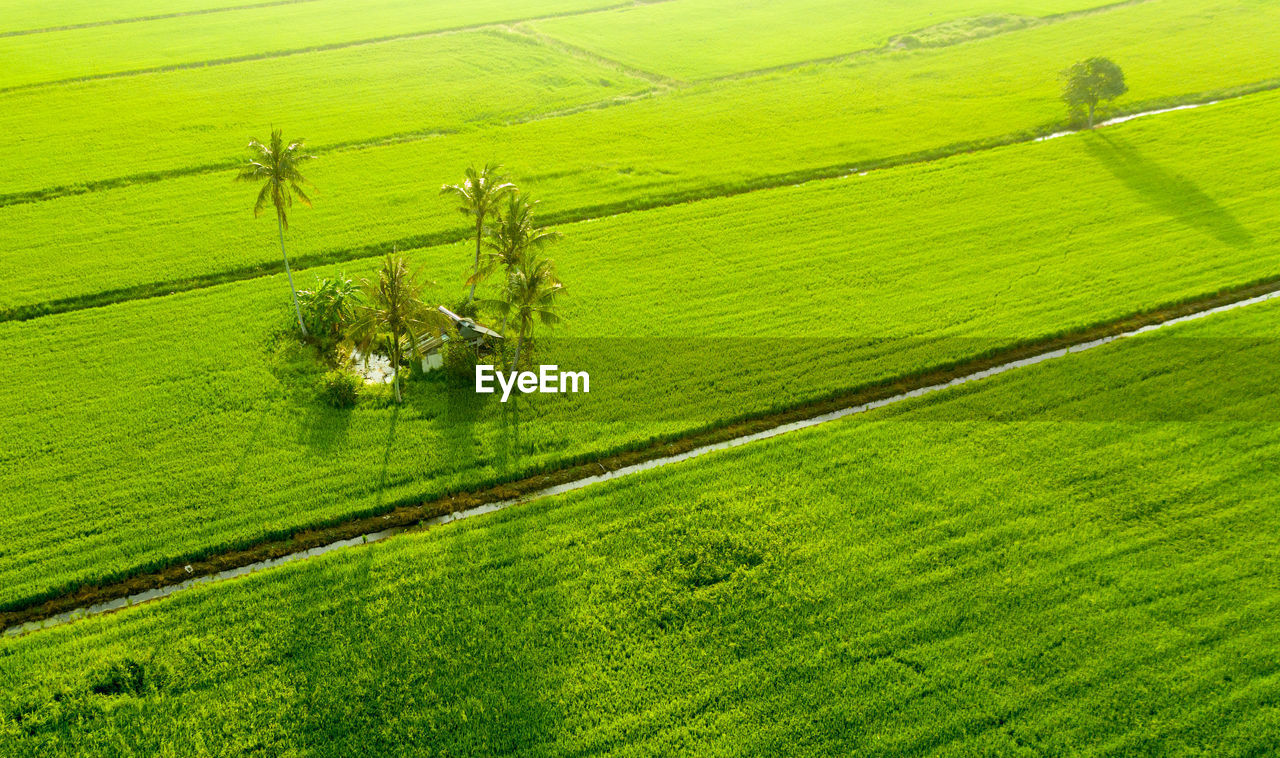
[505,23,683,86]
[0,85,670,210]
[701,0,1153,84]
[0,0,1190,207]
[3,81,1275,324]
[0,0,321,39]
[7,276,1280,637]
[0,0,678,94]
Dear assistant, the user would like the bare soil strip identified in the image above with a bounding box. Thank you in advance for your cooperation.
[6,276,1279,637]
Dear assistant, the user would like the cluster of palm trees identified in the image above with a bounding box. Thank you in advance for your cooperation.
[441,164,564,372]
[238,132,564,403]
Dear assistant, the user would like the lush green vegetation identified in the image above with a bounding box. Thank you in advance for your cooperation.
[530,0,1118,80]
[0,29,649,194]
[0,0,620,89]
[3,0,1277,314]
[5,297,1279,755]
[0,0,301,34]
[2,93,1277,610]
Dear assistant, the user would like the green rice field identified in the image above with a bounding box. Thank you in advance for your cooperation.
[2,0,1278,752]
[3,292,1278,755]
[2,0,1279,312]
[1,90,1277,611]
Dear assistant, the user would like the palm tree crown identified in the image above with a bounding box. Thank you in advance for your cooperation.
[470,193,561,287]
[236,129,314,229]
[481,252,564,370]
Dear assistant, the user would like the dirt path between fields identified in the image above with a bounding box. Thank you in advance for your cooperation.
[6,277,1280,638]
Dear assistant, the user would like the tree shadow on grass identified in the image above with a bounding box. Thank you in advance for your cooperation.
[299,398,353,455]
[273,503,571,755]
[374,404,400,496]
[1082,133,1252,247]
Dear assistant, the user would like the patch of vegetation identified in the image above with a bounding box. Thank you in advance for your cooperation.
[0,28,651,196]
[0,92,1277,610]
[4,299,1279,754]
[888,14,1034,49]
[531,0,1110,79]
[319,370,360,409]
[0,0,621,89]
[6,0,1280,312]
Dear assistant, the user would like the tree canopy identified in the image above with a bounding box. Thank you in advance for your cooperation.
[1061,57,1128,128]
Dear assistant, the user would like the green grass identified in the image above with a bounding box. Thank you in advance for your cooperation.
[530,0,1119,80]
[0,0,622,89]
[3,0,1277,313]
[1,93,1277,611]
[0,28,650,195]
[4,295,1280,755]
[0,0,289,34]
[0,0,1129,198]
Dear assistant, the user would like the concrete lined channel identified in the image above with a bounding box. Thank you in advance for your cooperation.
[6,285,1279,639]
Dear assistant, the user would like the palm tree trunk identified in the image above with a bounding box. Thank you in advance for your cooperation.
[513,332,523,372]
[468,216,483,302]
[277,213,308,336]
[391,336,403,403]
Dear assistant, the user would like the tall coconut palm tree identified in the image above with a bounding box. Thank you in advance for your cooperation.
[471,193,561,283]
[481,252,564,371]
[348,254,450,403]
[470,193,561,332]
[441,164,516,303]
[236,129,315,335]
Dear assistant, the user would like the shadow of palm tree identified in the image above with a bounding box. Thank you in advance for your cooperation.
[1082,133,1252,247]
[374,404,400,498]
[271,502,569,754]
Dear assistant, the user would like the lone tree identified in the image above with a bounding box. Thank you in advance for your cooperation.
[237,129,315,335]
[348,254,450,403]
[441,164,517,304]
[1061,57,1127,129]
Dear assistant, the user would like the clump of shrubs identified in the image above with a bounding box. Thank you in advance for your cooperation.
[320,370,361,408]
[297,274,359,365]
[442,336,479,382]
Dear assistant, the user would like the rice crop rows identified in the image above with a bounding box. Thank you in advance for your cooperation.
[3,293,1278,754]
[2,0,1276,316]
[0,92,1276,611]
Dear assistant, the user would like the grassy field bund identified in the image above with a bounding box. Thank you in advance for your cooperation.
[1,0,1249,197]
[0,0,622,89]
[0,0,323,35]
[0,28,652,196]
[529,0,1121,80]
[4,294,1279,755]
[1,92,1277,612]
[2,0,1277,314]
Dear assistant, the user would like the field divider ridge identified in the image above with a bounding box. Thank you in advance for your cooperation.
[0,0,323,39]
[4,80,1277,324]
[700,0,1153,83]
[503,23,684,86]
[6,274,1280,636]
[0,0,680,95]
[0,0,1161,207]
